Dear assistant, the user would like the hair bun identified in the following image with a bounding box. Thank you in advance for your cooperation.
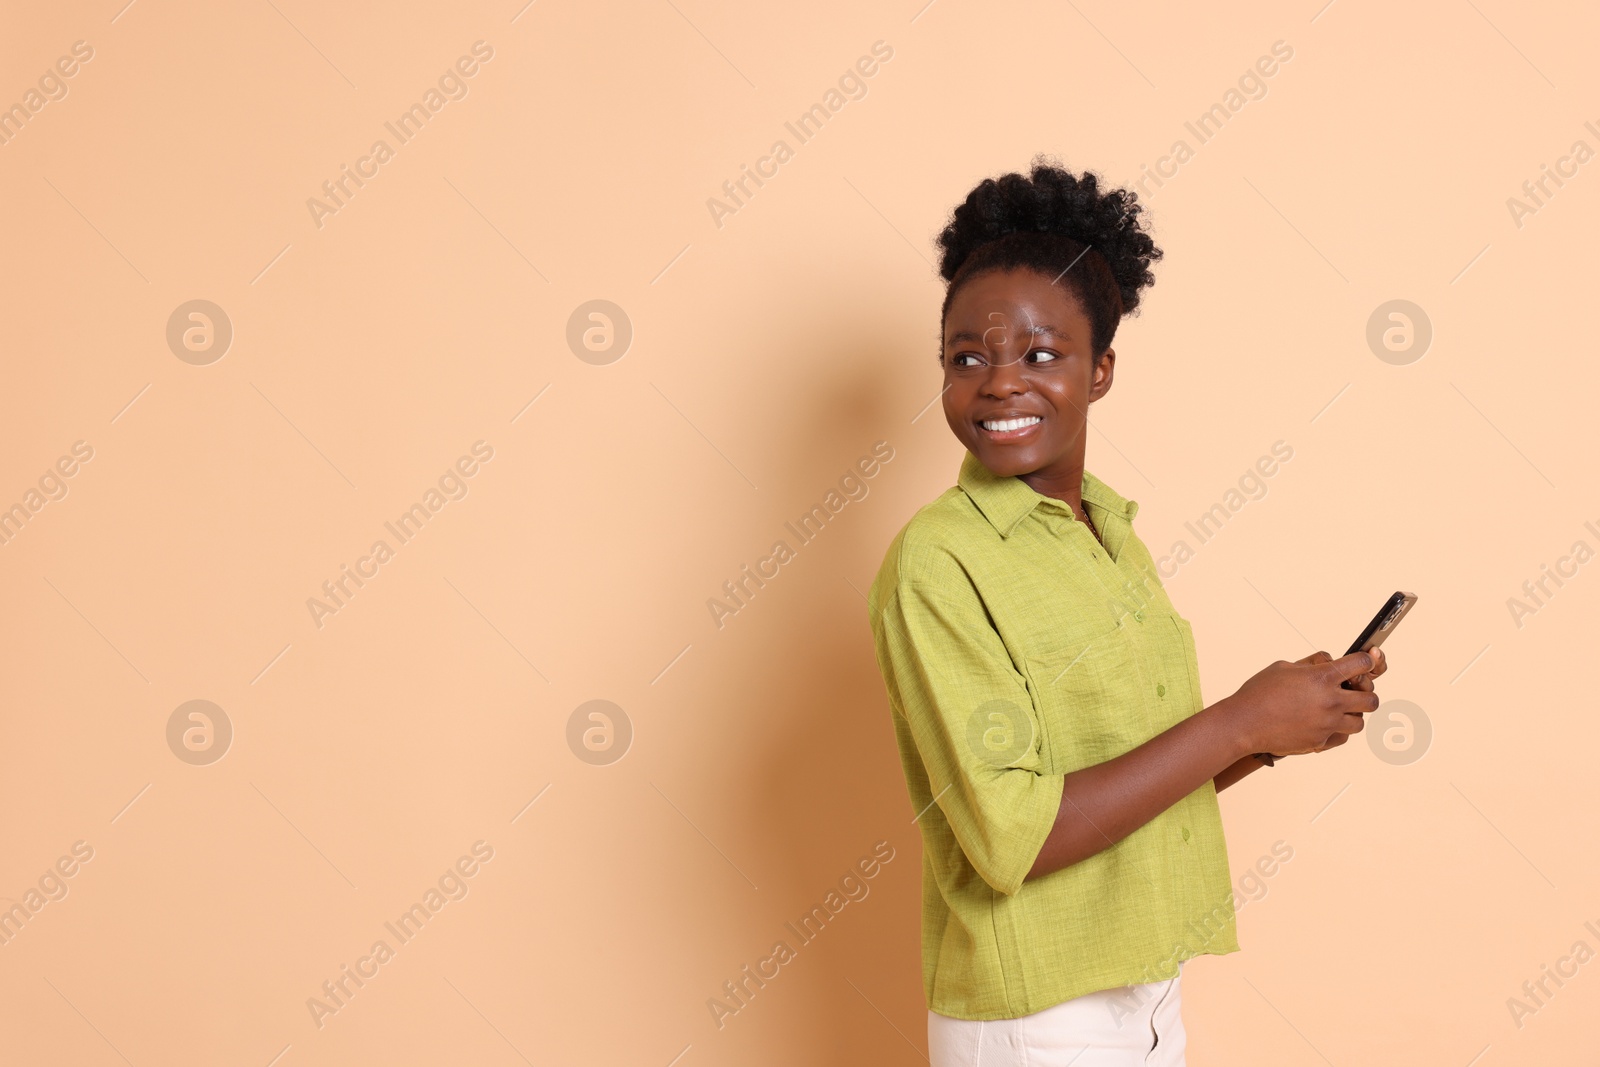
[935,155,1162,341]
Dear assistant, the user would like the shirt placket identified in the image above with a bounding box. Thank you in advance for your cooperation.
[1045,502,1146,629]
[1044,502,1163,740]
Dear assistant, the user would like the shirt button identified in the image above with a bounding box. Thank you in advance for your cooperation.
[1133,610,1144,622]
[1156,683,1166,698]
[1182,827,1191,843]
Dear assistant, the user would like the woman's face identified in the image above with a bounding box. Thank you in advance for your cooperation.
[940,268,1114,487]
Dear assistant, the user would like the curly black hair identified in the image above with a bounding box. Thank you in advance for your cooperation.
[935,155,1162,358]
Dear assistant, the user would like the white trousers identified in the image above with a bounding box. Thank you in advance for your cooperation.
[928,963,1186,1067]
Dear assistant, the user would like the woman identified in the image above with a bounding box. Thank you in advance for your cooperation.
[866,159,1387,1066]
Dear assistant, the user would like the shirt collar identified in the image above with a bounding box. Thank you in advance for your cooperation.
[957,450,1139,546]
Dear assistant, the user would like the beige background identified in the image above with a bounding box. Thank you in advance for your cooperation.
[2,1,1596,1063]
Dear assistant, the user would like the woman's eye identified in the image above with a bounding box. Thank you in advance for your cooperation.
[952,353,983,367]
[1027,348,1059,363]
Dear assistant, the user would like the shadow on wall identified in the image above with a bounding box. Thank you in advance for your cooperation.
[717,335,937,1062]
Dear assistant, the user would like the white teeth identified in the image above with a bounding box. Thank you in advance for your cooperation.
[981,416,1042,432]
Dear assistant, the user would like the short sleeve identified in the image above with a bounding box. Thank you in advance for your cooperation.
[872,577,1064,896]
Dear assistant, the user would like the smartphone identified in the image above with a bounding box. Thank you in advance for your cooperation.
[1341,590,1417,688]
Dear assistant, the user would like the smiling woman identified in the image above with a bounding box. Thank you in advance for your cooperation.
[866,157,1386,1066]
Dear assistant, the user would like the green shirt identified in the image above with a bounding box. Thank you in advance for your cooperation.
[867,450,1239,1020]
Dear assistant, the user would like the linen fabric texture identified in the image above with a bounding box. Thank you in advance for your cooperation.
[867,451,1239,1020]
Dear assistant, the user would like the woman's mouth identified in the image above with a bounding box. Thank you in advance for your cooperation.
[977,415,1043,441]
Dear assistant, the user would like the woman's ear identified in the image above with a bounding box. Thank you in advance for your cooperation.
[1088,348,1115,402]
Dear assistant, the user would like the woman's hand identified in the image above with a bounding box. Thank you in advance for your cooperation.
[1226,647,1386,757]
[1297,647,1387,753]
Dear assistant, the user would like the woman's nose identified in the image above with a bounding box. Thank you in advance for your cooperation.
[981,352,1028,395]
